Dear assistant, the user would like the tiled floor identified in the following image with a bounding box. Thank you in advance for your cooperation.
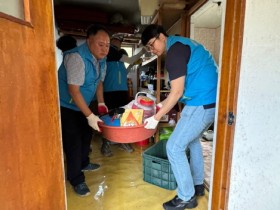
[201,139,213,189]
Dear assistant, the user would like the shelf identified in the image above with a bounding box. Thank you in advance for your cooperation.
[138,87,150,92]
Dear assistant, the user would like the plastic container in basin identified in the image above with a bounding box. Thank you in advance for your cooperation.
[98,122,156,143]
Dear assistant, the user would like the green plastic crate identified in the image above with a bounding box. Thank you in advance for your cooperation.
[142,140,177,190]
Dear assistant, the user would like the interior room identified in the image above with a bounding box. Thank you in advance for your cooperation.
[52,0,223,209]
[2,0,280,210]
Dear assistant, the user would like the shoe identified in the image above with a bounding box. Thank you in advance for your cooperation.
[73,182,90,197]
[163,195,197,210]
[101,141,113,157]
[195,184,205,196]
[82,163,100,172]
[119,143,134,153]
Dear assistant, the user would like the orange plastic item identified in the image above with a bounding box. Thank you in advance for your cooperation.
[98,122,156,143]
[120,109,143,126]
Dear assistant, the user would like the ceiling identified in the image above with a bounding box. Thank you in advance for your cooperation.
[54,0,142,26]
[53,0,222,45]
[53,0,199,44]
[191,0,223,28]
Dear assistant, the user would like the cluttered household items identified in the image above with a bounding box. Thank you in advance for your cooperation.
[98,92,157,143]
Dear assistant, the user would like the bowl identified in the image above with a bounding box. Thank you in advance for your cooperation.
[98,122,156,143]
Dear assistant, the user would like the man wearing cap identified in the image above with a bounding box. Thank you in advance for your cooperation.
[100,36,135,156]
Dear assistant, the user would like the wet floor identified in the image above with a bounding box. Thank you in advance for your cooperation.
[66,134,208,210]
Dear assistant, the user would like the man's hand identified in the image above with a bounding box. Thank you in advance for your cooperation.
[98,103,108,115]
[86,113,102,132]
[144,116,159,129]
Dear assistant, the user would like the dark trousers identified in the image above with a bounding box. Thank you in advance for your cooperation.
[60,107,92,186]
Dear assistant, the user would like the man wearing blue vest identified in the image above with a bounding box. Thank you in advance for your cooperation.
[141,24,218,209]
[58,25,110,197]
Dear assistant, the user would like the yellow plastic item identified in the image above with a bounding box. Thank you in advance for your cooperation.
[120,109,143,126]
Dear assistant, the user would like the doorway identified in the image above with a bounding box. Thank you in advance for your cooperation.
[53,0,245,209]
[189,0,224,190]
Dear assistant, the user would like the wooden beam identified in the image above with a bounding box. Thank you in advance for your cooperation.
[187,0,208,16]
[151,10,159,24]
[180,12,187,37]
[211,0,246,209]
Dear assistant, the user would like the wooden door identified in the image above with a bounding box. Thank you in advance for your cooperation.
[211,0,246,209]
[0,0,66,210]
[186,0,245,209]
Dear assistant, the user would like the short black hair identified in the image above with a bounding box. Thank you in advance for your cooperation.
[141,24,168,46]
[56,35,77,52]
[86,24,110,38]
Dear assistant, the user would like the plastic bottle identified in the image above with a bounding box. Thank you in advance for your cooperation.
[132,92,155,121]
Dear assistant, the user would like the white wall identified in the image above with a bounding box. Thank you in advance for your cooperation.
[227,1,280,209]
[54,28,62,69]
[0,0,24,19]
[192,27,221,65]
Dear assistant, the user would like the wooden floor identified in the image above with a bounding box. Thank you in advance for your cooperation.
[66,134,209,210]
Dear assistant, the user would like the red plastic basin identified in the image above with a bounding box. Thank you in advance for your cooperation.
[98,122,156,143]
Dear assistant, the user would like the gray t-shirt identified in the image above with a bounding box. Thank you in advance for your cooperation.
[64,52,106,85]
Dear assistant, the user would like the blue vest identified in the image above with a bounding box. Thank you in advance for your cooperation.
[166,36,218,106]
[58,43,106,111]
[103,61,128,92]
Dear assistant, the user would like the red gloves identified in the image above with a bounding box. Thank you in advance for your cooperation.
[156,103,163,113]
[98,103,108,115]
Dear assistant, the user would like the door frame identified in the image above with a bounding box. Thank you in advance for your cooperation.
[186,0,246,209]
[211,0,245,208]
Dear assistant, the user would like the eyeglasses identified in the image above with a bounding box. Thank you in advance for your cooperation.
[145,34,159,51]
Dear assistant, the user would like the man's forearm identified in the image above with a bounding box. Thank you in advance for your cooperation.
[69,87,92,117]
[154,92,180,121]
[96,82,105,103]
